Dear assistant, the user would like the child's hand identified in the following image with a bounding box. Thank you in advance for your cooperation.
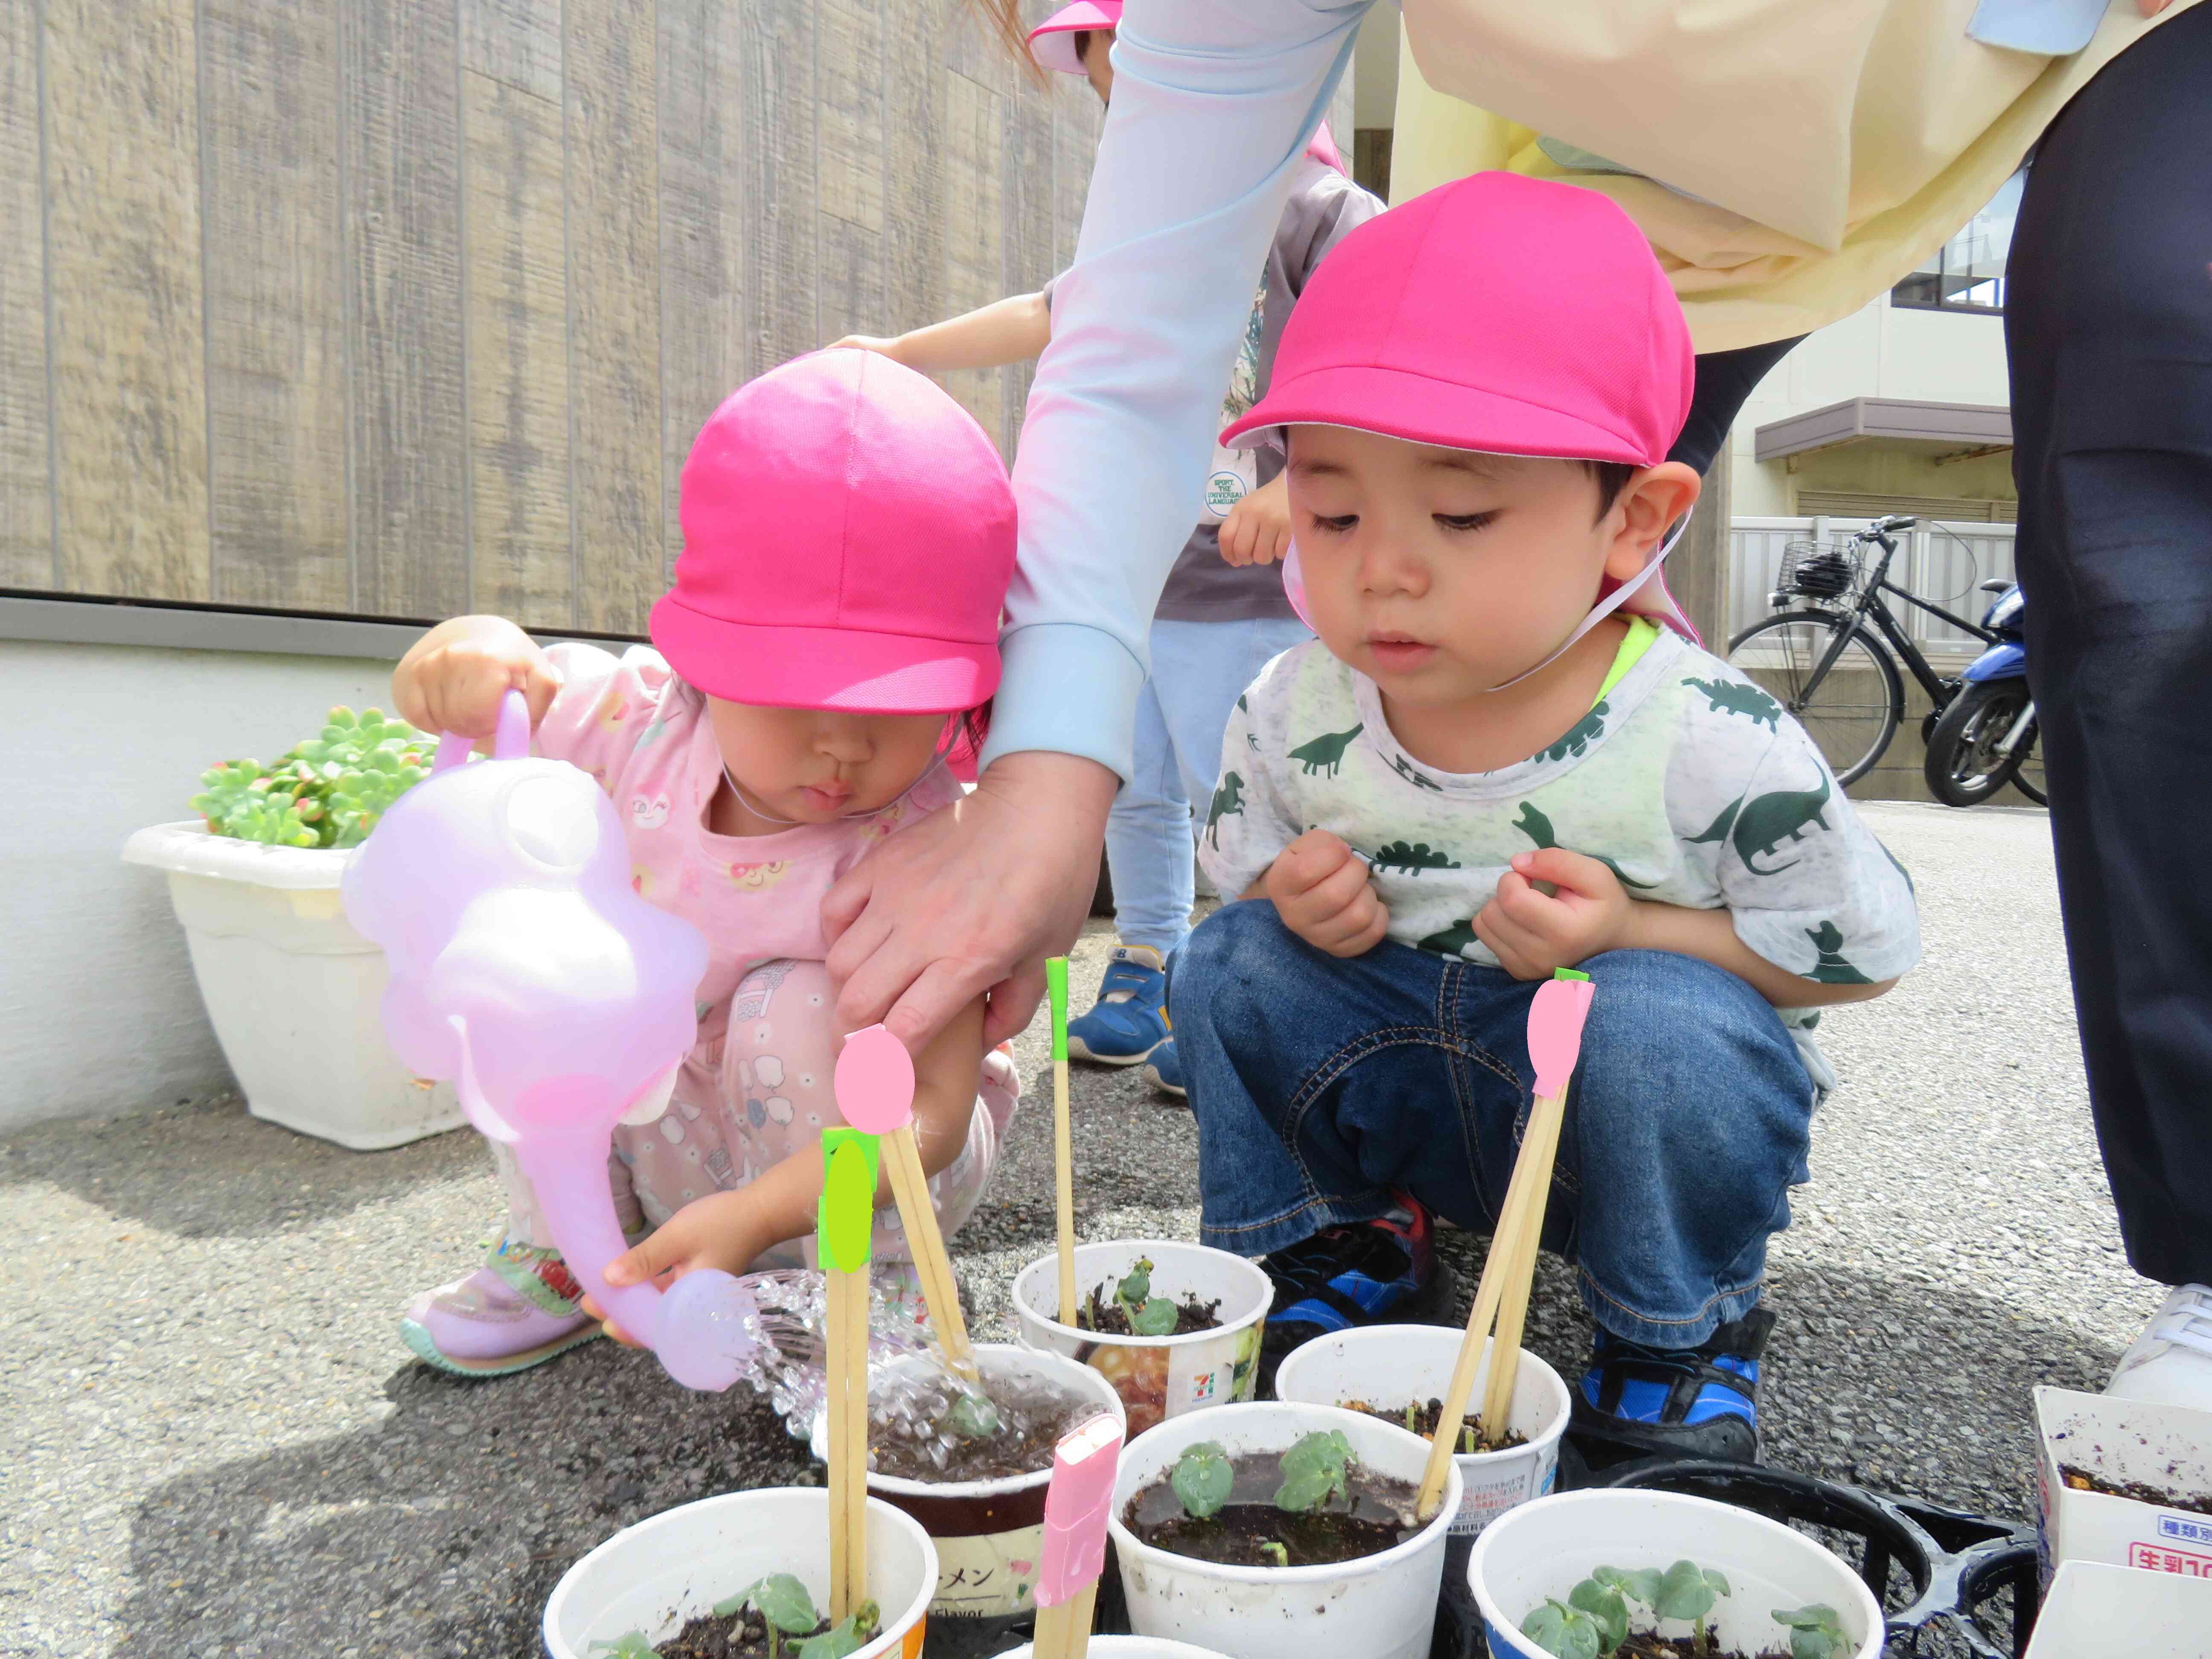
[830,333,907,365]
[1219,474,1292,567]
[1474,847,1631,979]
[1265,829,1389,957]
[393,615,560,739]
[579,1190,765,1347]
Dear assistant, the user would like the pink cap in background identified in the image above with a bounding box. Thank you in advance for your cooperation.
[1026,0,1120,74]
[651,349,1017,715]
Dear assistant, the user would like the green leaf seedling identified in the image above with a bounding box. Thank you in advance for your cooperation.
[1170,1440,1234,1520]
[797,1601,880,1659]
[590,1634,660,1659]
[945,1389,1002,1440]
[1113,1257,1181,1336]
[1524,1558,1738,1659]
[1523,1600,1604,1659]
[1258,1540,1290,1568]
[1772,1603,1850,1659]
[1272,1429,1352,1513]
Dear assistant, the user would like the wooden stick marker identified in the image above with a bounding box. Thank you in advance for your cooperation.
[1416,969,1594,1521]
[835,1025,978,1385]
[1046,956,1079,1326]
[818,1126,880,1621]
[1030,1413,1123,1659]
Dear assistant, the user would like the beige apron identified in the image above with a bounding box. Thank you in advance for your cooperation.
[1389,0,2200,350]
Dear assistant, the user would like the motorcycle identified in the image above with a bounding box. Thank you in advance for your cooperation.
[1923,579,2045,806]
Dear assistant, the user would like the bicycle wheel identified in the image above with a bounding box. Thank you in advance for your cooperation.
[1726,611,1903,786]
[1924,679,2033,806]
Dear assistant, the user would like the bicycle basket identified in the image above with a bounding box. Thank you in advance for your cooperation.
[1779,540,1860,600]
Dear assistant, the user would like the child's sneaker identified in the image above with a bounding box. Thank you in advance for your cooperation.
[401,1252,602,1378]
[1257,1197,1458,1388]
[1142,1036,1187,1100]
[1066,946,1170,1065]
[2107,1284,2212,1410]
[1569,1306,1776,1464]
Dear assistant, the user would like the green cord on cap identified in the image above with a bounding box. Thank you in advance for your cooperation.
[1046,956,1069,1062]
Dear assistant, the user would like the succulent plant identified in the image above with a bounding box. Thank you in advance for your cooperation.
[191,707,432,849]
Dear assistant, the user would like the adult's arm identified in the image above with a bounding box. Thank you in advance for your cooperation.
[980,0,1369,779]
[825,0,1370,1051]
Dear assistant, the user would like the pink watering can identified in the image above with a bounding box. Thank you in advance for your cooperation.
[343,689,759,1391]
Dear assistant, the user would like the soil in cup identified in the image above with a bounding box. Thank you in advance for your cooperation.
[1340,1395,1528,1450]
[2061,1463,2212,1517]
[866,1362,1102,1483]
[652,1604,877,1659]
[1075,1257,1222,1336]
[1122,1447,1418,1568]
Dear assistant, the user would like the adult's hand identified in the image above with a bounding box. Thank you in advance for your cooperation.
[824,749,1119,1052]
[2140,0,2173,14]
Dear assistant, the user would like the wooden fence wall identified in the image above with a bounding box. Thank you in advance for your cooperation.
[0,0,1102,634]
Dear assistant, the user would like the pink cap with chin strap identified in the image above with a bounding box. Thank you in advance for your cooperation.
[1220,172,1701,664]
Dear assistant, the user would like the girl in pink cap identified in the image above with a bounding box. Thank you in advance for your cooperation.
[387,349,1021,1377]
[835,2,1379,1097]
[1175,173,1921,1464]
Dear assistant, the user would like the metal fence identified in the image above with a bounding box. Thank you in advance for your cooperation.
[1726,517,2017,655]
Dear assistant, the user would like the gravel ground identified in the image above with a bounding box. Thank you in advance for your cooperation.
[0,802,2165,1657]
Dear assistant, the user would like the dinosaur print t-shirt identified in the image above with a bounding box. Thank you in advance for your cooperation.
[1199,630,1920,1059]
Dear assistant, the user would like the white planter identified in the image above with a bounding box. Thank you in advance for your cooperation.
[1467,1490,1884,1659]
[1013,1240,1272,1436]
[1273,1327,1568,1539]
[1001,1639,1231,1659]
[542,1486,937,1659]
[807,1344,1124,1656]
[122,821,461,1149]
[1108,1401,1461,1659]
[2025,1560,2212,1658]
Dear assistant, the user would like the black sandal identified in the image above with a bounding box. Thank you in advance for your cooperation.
[1567,1305,1777,1466]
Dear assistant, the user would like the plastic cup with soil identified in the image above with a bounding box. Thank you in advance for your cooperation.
[1274,1325,1571,1650]
[1466,1490,1883,1659]
[541,1487,936,1659]
[1000,1639,1234,1659]
[1107,1401,1461,1659]
[808,1344,1124,1659]
[1013,1240,1272,1437]
[2034,1383,2212,1582]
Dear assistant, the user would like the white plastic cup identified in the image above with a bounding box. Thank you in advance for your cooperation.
[1107,1401,1462,1659]
[1013,1239,1272,1436]
[1467,1489,1885,1659]
[1273,1327,1568,1537]
[808,1344,1124,1656]
[541,1486,937,1659]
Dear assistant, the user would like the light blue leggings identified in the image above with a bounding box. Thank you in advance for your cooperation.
[1107,615,1312,959]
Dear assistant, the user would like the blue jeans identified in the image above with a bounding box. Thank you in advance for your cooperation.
[1109,615,1312,958]
[1169,902,1817,1347]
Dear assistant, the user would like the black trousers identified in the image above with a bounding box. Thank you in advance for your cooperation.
[2007,3,2212,1286]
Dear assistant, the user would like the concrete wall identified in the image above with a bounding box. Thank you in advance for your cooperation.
[1729,296,2014,518]
[0,639,404,1131]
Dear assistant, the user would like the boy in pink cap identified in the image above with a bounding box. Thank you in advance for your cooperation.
[1175,173,1921,1461]
[835,3,1376,1095]
[387,349,1020,1376]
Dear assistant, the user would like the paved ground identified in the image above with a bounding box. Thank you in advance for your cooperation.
[1,802,2162,1658]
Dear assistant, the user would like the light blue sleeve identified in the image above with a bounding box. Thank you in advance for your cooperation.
[978,0,1371,781]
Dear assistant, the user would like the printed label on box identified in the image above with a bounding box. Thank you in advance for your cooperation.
[2128,1541,2212,1577]
[2159,1515,2212,1546]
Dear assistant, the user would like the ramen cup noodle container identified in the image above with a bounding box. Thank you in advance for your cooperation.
[2024,1560,2212,1658]
[1013,1240,1271,1436]
[2035,1385,2212,1586]
[809,1344,1124,1659]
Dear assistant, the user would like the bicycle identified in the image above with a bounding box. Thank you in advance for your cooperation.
[1724,514,2013,789]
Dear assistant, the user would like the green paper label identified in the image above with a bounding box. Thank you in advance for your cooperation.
[817,1128,880,1272]
[1554,968,1590,982]
[1046,956,1069,1063]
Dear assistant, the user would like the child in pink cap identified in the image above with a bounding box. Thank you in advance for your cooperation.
[1174,173,1921,1463]
[389,349,1021,1376]
[834,3,1377,1096]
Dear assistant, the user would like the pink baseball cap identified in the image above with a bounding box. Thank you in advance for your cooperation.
[1027,0,1119,73]
[650,349,1016,714]
[1222,172,1693,466]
